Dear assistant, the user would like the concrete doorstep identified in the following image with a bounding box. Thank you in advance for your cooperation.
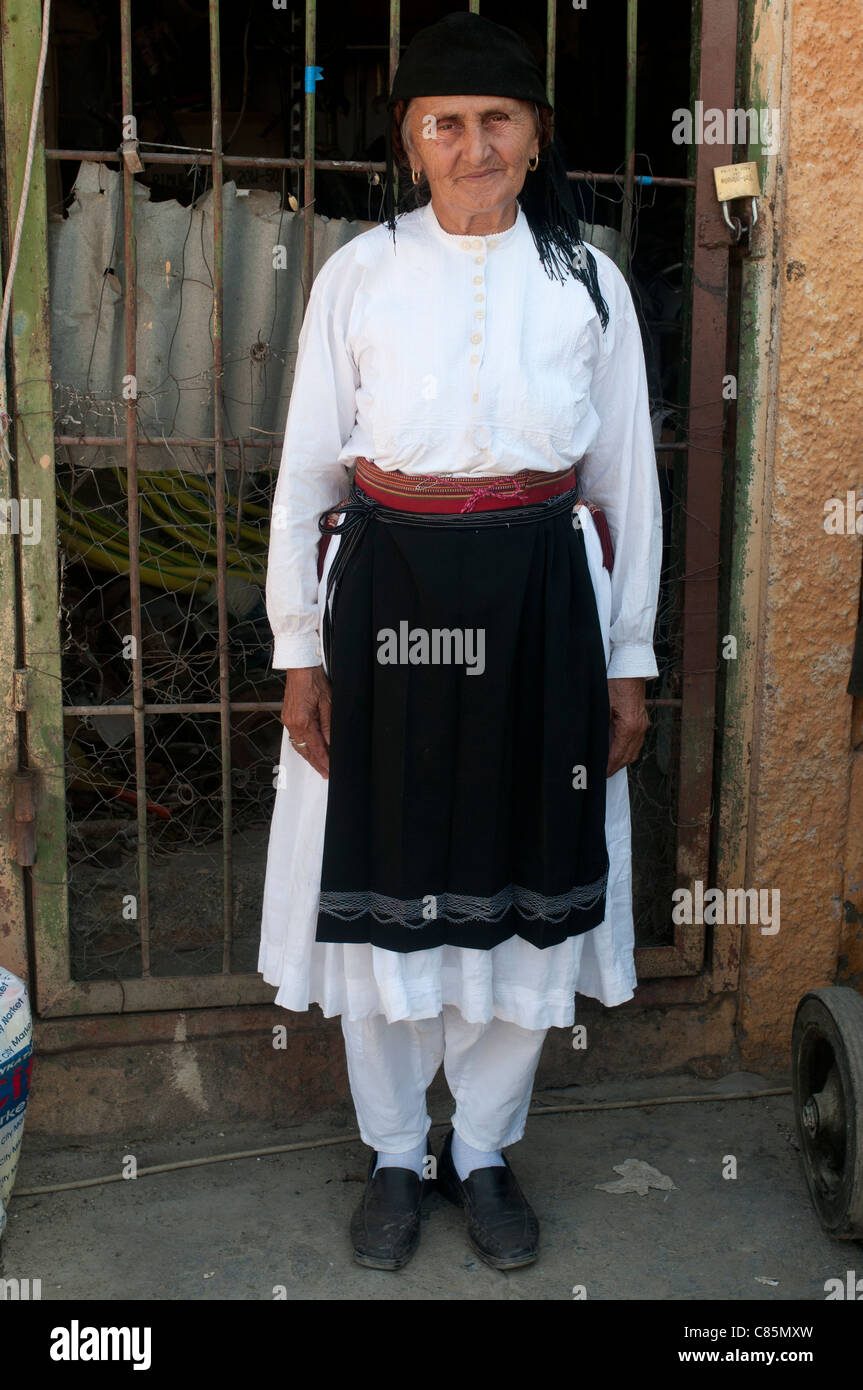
[0,1072,852,1302]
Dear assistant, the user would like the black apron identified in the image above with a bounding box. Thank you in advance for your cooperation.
[315,483,610,952]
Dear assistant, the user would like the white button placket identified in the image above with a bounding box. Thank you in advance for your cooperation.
[469,240,487,453]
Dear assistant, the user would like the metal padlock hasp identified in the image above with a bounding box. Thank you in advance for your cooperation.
[714,161,760,241]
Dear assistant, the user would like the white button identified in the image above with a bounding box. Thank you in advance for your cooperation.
[460,239,472,250]
[470,354,479,364]
[470,333,482,344]
[473,276,483,285]
[474,256,485,265]
[474,311,485,320]
[488,239,498,249]
[472,392,479,402]
[474,294,485,302]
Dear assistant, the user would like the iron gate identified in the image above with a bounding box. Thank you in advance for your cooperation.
[0,0,740,1016]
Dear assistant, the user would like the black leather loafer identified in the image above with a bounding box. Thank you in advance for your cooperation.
[350,1149,434,1270]
[436,1127,539,1270]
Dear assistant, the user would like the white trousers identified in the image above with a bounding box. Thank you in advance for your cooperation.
[341,1004,548,1152]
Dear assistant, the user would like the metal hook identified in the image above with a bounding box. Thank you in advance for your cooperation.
[720,201,744,242]
[721,197,758,244]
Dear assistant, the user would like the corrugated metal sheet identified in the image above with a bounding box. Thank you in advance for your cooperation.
[48,161,374,473]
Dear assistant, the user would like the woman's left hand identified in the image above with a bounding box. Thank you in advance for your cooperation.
[607,677,649,776]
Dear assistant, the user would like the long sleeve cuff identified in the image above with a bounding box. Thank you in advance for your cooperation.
[607,641,659,680]
[272,631,323,670]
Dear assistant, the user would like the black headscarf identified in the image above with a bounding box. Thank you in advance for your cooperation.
[384,11,609,330]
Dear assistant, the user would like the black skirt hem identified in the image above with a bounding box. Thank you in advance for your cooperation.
[317,885,609,953]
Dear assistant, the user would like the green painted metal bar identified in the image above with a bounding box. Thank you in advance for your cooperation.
[618,0,638,275]
[0,0,68,1007]
[0,234,28,979]
[120,0,152,977]
[469,0,479,13]
[208,0,234,975]
[546,0,557,106]
[303,0,316,306]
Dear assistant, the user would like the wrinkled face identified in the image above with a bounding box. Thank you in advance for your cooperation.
[404,95,540,218]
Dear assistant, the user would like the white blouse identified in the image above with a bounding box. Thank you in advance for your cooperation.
[266,200,662,679]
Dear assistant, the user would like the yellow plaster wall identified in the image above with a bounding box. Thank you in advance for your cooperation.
[737,1,863,1063]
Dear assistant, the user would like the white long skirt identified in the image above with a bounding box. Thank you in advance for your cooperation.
[258,505,636,1031]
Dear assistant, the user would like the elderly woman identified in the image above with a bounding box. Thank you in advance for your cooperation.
[260,11,661,1273]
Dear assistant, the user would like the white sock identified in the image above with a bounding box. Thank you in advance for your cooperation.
[451,1129,506,1181]
[373,1135,429,1177]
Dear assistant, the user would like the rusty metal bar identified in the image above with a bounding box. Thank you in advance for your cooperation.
[302,0,316,306]
[63,703,284,716]
[56,434,279,447]
[570,171,695,188]
[54,434,688,454]
[208,0,234,975]
[120,0,151,977]
[546,0,557,105]
[389,0,400,85]
[388,0,400,211]
[44,148,695,187]
[618,0,638,274]
[46,148,388,171]
[62,697,681,718]
[675,0,738,905]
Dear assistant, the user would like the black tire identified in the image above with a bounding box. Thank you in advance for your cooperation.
[792,987,863,1238]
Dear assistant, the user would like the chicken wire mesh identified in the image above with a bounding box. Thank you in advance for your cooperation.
[58,451,283,981]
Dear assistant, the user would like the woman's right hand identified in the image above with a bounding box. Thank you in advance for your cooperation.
[280,666,332,779]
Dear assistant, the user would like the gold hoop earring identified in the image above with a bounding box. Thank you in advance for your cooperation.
[411,168,421,186]
[527,154,539,172]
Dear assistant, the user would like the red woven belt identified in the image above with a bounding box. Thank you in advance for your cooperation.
[354,455,577,514]
[316,458,614,576]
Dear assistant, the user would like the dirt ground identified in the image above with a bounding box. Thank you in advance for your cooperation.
[2,1069,856,1302]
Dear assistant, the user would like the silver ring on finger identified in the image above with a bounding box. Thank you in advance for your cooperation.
[289,737,309,748]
